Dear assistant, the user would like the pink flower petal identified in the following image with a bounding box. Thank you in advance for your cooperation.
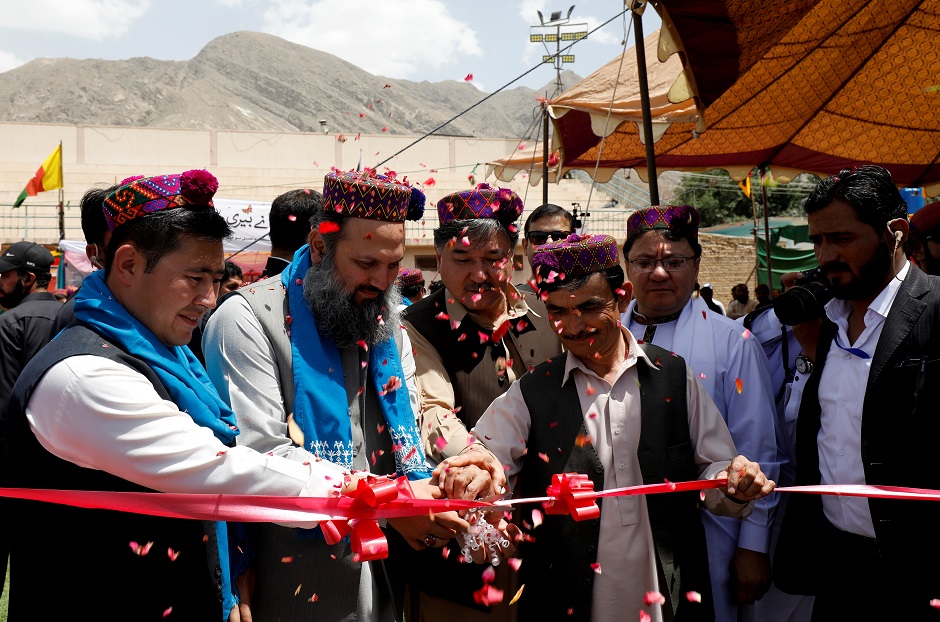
[644,591,665,606]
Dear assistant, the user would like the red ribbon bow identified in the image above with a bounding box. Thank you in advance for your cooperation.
[543,473,601,521]
[321,476,414,561]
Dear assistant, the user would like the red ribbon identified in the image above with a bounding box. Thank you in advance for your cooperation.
[321,476,414,561]
[542,473,601,521]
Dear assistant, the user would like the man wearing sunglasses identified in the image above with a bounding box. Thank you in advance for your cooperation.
[620,205,784,622]
[518,203,574,292]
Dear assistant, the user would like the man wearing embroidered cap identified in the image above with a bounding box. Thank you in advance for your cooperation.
[906,200,940,275]
[4,170,396,621]
[396,267,426,308]
[203,169,498,621]
[439,232,775,621]
[402,183,561,619]
[620,205,783,622]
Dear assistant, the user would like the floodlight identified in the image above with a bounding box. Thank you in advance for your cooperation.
[544,33,558,42]
[530,34,543,42]
[561,54,575,63]
[550,10,562,21]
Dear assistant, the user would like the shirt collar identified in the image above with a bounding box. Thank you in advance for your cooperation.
[444,283,531,329]
[561,326,660,385]
[824,260,911,324]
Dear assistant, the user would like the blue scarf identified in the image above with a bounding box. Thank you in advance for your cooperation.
[74,270,238,619]
[74,270,239,444]
[281,246,431,479]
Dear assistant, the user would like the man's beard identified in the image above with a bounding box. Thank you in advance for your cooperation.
[825,238,893,300]
[0,279,27,309]
[302,252,402,348]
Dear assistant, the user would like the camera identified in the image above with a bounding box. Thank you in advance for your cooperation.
[773,267,834,326]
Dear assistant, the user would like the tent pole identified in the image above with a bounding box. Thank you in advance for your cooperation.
[760,165,774,288]
[543,103,549,205]
[631,1,658,204]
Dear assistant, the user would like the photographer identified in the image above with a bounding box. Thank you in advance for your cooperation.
[773,165,940,620]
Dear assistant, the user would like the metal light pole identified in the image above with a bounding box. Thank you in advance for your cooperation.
[531,7,587,206]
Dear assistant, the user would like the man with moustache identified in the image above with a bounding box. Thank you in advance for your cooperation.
[402,184,561,619]
[620,206,782,622]
[774,165,940,620]
[443,233,775,622]
[203,169,493,622]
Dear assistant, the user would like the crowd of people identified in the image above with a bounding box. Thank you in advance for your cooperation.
[0,163,937,622]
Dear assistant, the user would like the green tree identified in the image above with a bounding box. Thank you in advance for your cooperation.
[670,169,816,228]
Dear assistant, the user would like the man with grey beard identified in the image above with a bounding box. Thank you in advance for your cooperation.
[203,170,500,622]
[402,185,562,621]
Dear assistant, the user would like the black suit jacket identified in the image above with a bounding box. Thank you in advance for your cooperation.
[775,265,940,594]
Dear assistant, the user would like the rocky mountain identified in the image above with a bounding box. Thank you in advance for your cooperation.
[0,31,582,139]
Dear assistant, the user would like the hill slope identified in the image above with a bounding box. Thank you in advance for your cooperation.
[0,31,582,139]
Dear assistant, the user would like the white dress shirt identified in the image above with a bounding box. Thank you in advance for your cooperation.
[472,328,748,622]
[26,355,348,527]
[817,261,910,537]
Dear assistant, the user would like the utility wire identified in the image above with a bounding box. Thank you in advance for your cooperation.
[374,6,630,168]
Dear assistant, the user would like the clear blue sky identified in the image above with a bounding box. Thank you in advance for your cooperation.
[0,0,661,93]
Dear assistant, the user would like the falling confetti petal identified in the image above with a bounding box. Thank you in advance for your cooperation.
[464,73,474,81]
[686,591,702,603]
[509,584,525,605]
[473,584,504,606]
[538,452,549,463]
[508,558,522,571]
[735,378,744,394]
[585,385,597,396]
[639,611,652,622]
[575,433,593,447]
[742,328,752,339]
[424,177,436,186]
[308,594,319,603]
[435,437,448,452]
[319,222,340,235]
[482,566,496,583]
[644,591,665,606]
[531,508,543,528]
[163,607,173,618]
[294,584,303,596]
[167,548,180,562]
[129,541,153,556]
[590,562,602,574]
[356,340,369,351]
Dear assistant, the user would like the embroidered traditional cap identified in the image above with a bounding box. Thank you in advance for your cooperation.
[626,205,700,245]
[0,241,54,273]
[102,169,219,232]
[322,168,425,223]
[436,183,524,225]
[910,201,940,237]
[396,267,424,289]
[532,233,619,284]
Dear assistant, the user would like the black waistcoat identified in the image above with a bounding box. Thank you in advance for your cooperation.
[401,288,561,608]
[404,286,562,431]
[514,346,713,622]
[3,323,223,621]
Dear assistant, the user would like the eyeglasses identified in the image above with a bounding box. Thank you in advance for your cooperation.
[626,256,696,272]
[527,230,571,245]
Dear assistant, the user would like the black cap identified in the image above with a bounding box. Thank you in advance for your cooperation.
[0,241,54,274]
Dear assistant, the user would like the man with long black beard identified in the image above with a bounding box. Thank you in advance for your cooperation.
[773,165,940,620]
[203,169,499,622]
